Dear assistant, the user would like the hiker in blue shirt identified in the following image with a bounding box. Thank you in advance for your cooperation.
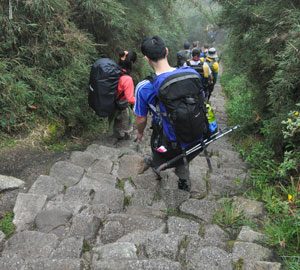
[134,36,206,192]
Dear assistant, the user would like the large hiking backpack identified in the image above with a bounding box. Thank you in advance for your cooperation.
[88,58,122,117]
[205,58,218,84]
[186,60,204,77]
[176,50,191,67]
[156,70,207,144]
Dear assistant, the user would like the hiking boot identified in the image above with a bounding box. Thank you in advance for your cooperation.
[143,156,153,171]
[178,178,191,192]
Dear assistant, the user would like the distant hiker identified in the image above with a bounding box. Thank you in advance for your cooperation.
[200,44,209,58]
[88,50,137,140]
[176,41,191,67]
[185,48,212,99]
[111,50,137,140]
[206,47,219,100]
[191,41,201,52]
[134,36,207,192]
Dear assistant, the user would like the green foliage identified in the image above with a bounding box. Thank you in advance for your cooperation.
[0,212,15,238]
[216,0,300,154]
[221,72,256,130]
[213,199,253,238]
[0,0,199,141]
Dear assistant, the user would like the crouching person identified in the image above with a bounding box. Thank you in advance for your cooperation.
[134,36,207,192]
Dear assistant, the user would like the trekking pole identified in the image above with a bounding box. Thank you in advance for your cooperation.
[153,125,240,174]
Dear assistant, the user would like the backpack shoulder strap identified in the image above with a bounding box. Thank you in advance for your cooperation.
[160,72,199,91]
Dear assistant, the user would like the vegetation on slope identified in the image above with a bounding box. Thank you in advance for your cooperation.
[216,0,300,268]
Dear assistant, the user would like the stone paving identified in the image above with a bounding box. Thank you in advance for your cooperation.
[0,81,282,269]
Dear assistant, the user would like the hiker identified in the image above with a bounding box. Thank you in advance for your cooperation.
[134,36,207,192]
[185,48,212,100]
[205,47,219,100]
[200,44,209,58]
[191,41,201,52]
[176,41,191,67]
[110,50,137,140]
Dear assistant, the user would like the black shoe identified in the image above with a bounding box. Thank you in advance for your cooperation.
[141,156,153,172]
[178,179,190,192]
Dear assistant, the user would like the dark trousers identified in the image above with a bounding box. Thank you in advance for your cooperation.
[150,124,202,180]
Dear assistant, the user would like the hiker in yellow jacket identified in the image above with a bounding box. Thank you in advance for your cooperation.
[205,47,219,100]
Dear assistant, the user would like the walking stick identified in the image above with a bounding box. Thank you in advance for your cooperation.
[153,125,240,175]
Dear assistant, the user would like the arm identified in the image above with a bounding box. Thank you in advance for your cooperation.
[136,116,147,141]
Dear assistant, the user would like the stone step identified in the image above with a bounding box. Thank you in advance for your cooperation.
[92,259,181,270]
[100,213,165,241]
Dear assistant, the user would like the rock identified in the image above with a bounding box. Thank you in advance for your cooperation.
[79,204,109,222]
[85,144,120,160]
[49,161,84,187]
[180,199,219,222]
[88,159,113,175]
[203,224,229,248]
[210,173,246,197]
[93,185,124,212]
[117,154,145,179]
[69,213,101,240]
[46,194,83,215]
[24,258,82,270]
[244,261,282,270]
[186,246,232,270]
[159,170,179,189]
[130,189,156,208]
[232,242,273,263]
[144,233,184,260]
[0,190,19,217]
[131,169,159,190]
[13,193,47,231]
[106,213,165,235]
[51,237,84,259]
[2,231,59,259]
[64,186,94,205]
[190,170,207,198]
[167,216,200,235]
[185,230,228,262]
[34,209,72,234]
[0,255,25,270]
[160,188,190,209]
[237,226,266,243]
[190,156,214,171]
[93,242,137,260]
[232,197,265,218]
[0,175,25,191]
[124,180,135,197]
[28,175,64,199]
[125,205,167,219]
[0,230,5,251]
[92,259,181,270]
[100,221,125,244]
[117,230,157,246]
[70,151,98,169]
[77,175,116,190]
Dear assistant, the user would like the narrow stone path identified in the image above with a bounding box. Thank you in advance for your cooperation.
[0,80,282,269]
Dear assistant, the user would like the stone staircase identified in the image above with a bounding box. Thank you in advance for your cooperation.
[0,82,282,270]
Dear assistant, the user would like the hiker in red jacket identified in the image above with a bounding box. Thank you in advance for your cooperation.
[112,50,137,140]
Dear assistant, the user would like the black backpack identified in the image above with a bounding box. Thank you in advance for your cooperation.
[186,60,204,77]
[176,50,191,67]
[157,71,207,144]
[88,58,122,117]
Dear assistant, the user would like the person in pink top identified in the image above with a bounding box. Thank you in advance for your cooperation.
[111,50,137,140]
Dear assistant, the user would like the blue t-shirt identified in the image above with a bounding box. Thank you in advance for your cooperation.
[134,67,202,143]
